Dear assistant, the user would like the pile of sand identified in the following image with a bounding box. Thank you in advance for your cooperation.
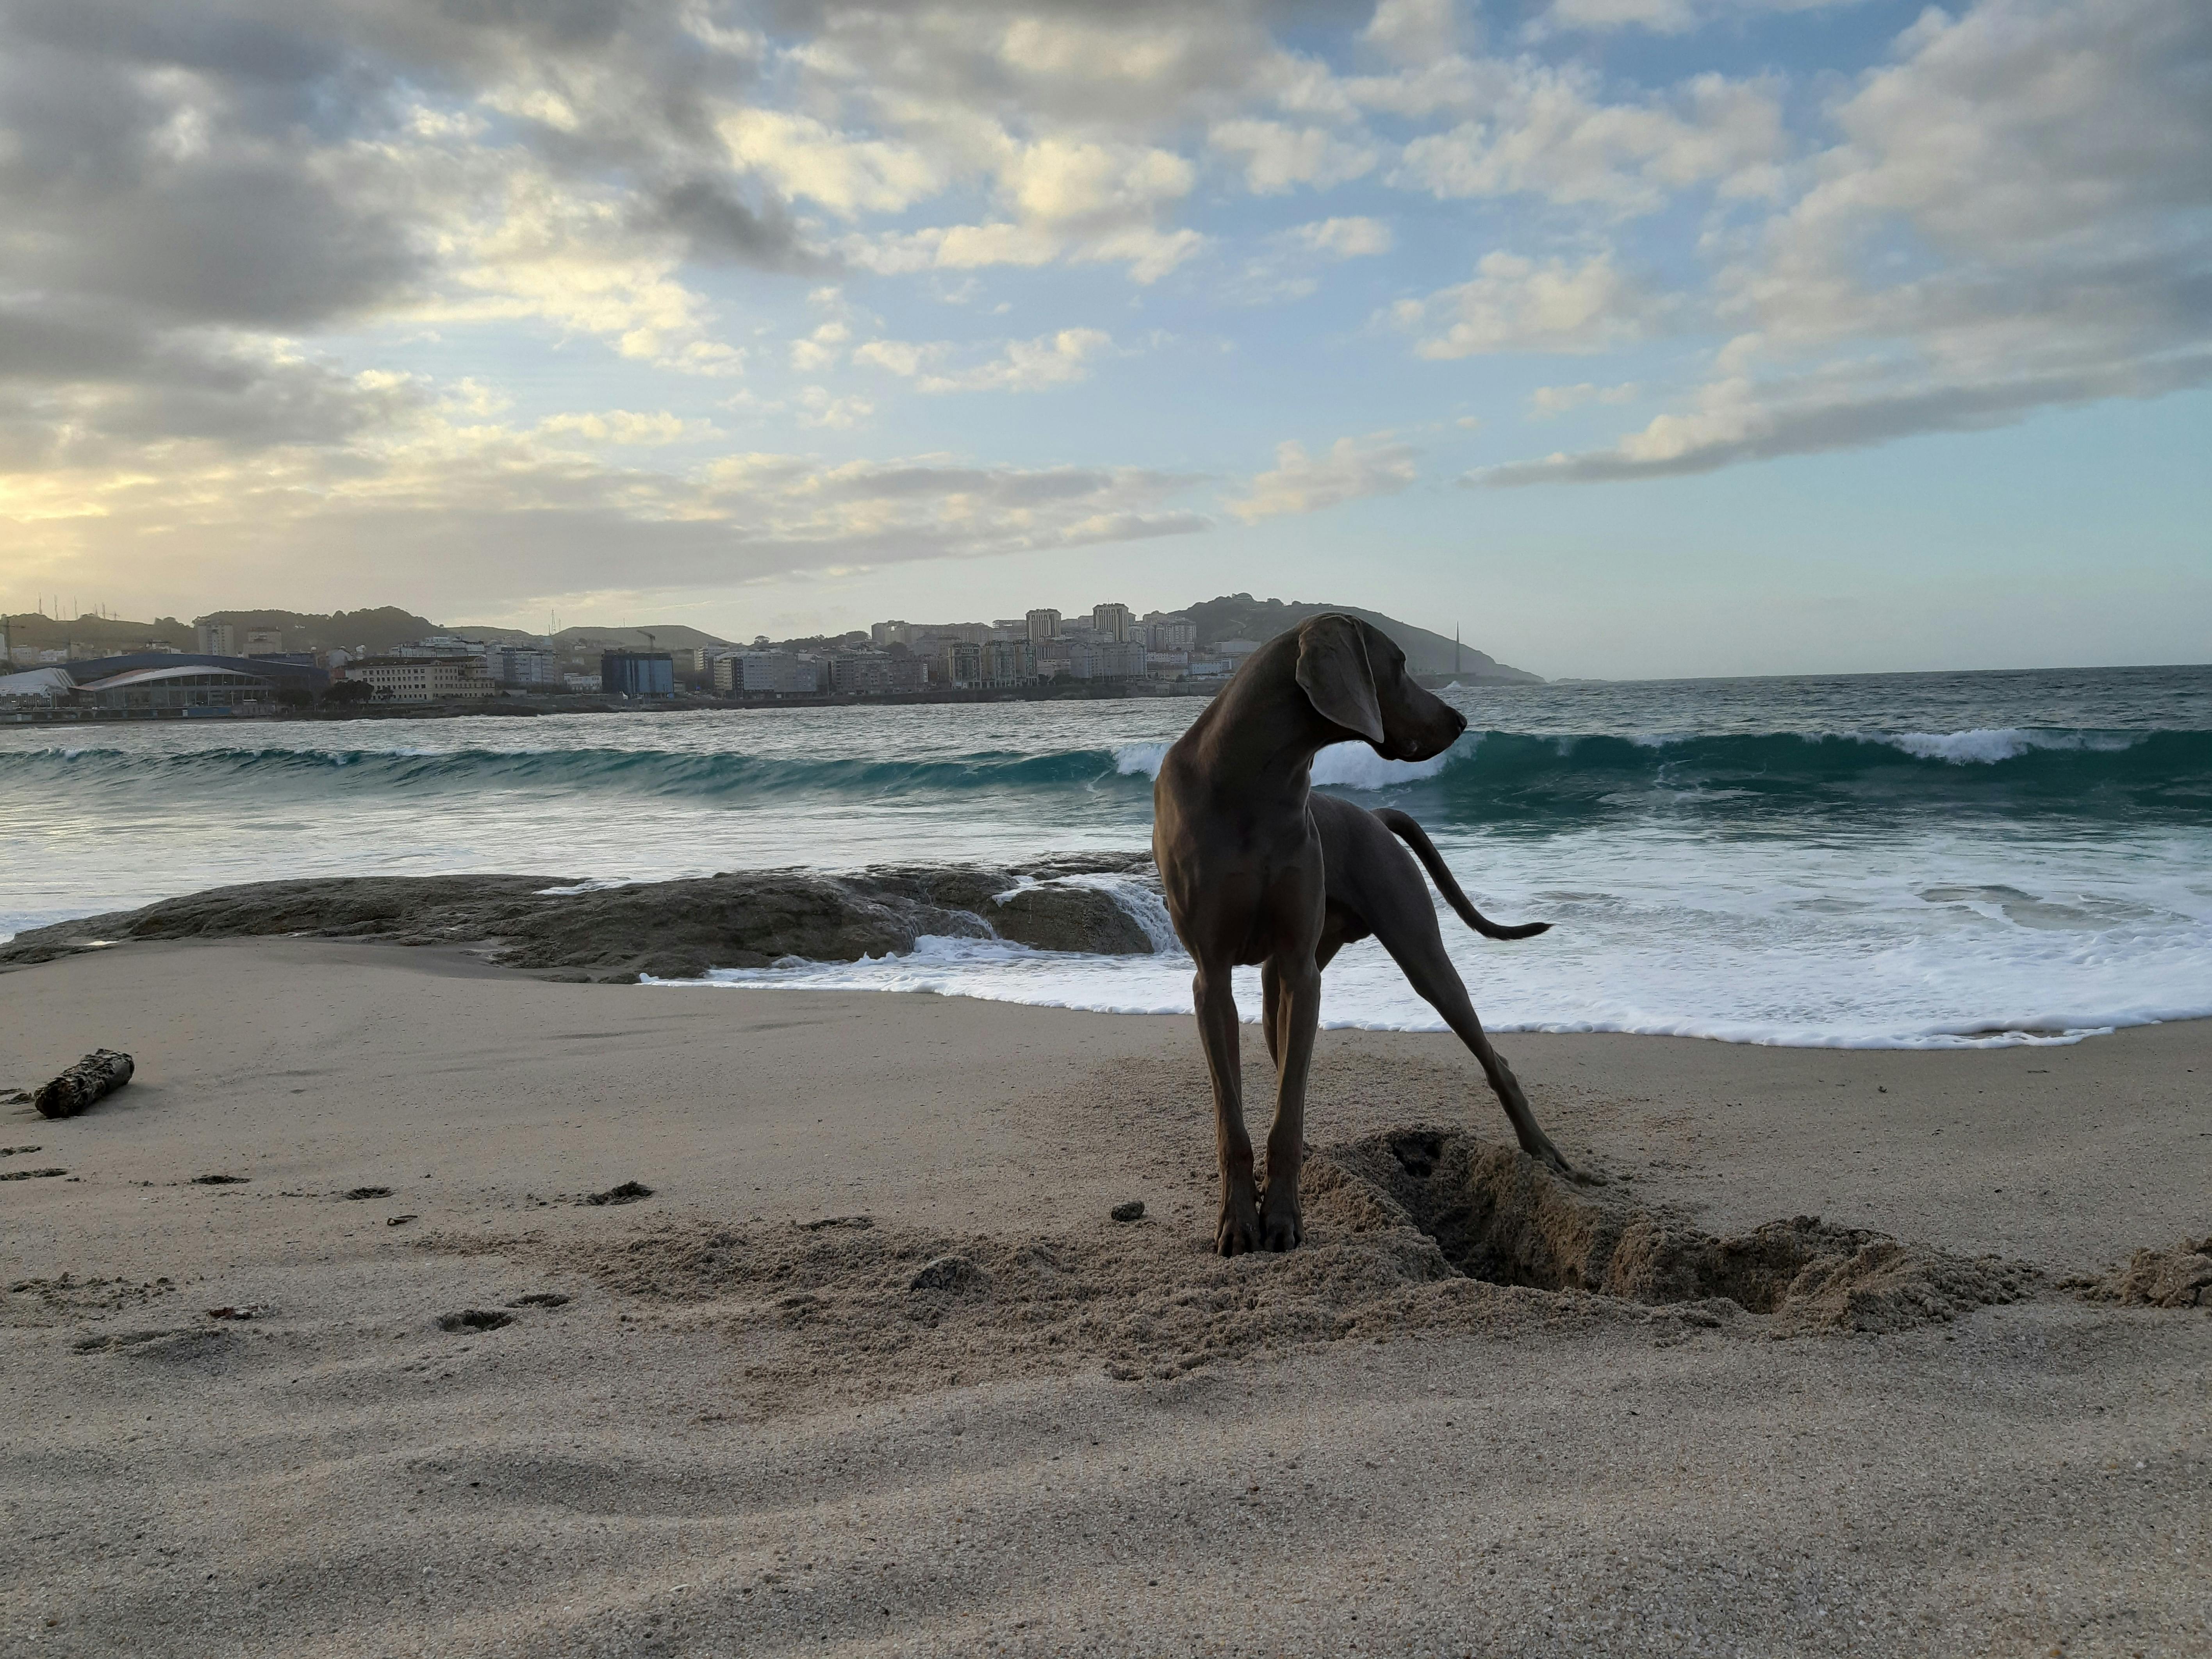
[2065,1235,2212,1308]
[457,1127,2044,1415]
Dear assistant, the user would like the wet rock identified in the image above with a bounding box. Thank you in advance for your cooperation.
[0,858,1164,979]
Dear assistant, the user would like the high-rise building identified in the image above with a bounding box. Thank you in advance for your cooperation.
[1025,608,1062,646]
[1092,603,1133,642]
[195,622,235,656]
[870,620,910,648]
[1145,615,1196,650]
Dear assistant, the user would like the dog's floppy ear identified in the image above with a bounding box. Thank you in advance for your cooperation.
[1295,614,1385,745]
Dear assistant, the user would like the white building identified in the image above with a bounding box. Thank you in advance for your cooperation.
[1091,603,1134,642]
[485,645,558,686]
[1025,608,1062,646]
[346,657,491,702]
[194,622,235,655]
[1069,639,1147,680]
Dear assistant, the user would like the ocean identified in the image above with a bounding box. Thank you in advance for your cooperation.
[4,664,2207,1049]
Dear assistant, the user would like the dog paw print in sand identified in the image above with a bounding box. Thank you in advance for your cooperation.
[435,1309,515,1333]
[433,1294,573,1332]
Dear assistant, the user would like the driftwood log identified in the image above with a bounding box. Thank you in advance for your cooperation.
[32,1049,134,1120]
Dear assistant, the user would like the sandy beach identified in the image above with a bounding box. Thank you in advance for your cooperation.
[4,937,2207,1657]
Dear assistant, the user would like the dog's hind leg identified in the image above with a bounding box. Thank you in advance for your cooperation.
[1362,877,1587,1181]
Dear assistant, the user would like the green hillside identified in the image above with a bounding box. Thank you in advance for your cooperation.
[1179,594,1539,682]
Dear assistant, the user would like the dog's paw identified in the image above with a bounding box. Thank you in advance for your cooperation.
[1215,1199,1262,1257]
[1259,1205,1304,1254]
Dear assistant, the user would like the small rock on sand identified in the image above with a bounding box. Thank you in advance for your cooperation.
[1110,1200,1145,1222]
[582,1181,653,1206]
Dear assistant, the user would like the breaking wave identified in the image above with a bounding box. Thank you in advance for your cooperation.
[7,726,2200,821]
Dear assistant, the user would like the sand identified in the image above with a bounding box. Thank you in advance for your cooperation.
[3,937,2207,1657]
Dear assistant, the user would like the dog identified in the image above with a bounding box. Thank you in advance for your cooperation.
[1152,612,1579,1256]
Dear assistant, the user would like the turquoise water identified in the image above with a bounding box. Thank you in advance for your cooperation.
[4,665,2207,1047]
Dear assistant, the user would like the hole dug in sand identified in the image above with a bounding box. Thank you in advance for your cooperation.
[504,1126,2040,1414]
[1308,1128,2040,1337]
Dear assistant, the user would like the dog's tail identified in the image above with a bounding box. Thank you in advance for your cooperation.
[1374,808,1552,940]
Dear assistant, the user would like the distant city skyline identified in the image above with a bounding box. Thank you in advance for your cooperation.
[1,0,2205,681]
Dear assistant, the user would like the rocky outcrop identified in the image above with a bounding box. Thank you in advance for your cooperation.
[0,854,1163,982]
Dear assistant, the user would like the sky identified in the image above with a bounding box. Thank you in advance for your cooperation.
[0,0,2206,680]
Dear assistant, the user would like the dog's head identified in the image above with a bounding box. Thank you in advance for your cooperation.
[1294,613,1467,761]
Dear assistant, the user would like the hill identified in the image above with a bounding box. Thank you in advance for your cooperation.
[543,624,735,653]
[2,612,193,653]
[193,608,446,654]
[1179,594,1539,682]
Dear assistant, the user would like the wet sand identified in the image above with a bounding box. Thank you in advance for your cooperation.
[3,938,2207,1656]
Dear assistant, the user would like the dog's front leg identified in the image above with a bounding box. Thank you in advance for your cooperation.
[1193,961,1261,1255]
[1259,955,1320,1252]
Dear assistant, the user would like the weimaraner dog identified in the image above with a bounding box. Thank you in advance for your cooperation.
[1153,613,1580,1256]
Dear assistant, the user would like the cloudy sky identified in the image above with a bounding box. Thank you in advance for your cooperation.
[1,0,2205,676]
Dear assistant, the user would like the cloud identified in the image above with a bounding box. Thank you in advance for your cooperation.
[715,109,944,217]
[1482,0,2212,481]
[0,400,1211,609]
[1230,216,1395,301]
[1209,120,1378,194]
[1528,381,1639,416]
[1227,434,1419,521]
[1364,0,1471,63]
[790,322,851,373]
[1286,217,1395,259]
[857,329,1114,393]
[1537,0,1867,38]
[1390,66,1786,213]
[842,221,1203,284]
[1391,250,1664,357]
[1002,138,1195,224]
[1476,352,2212,483]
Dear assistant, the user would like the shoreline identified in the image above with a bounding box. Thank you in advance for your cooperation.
[4,937,2207,1655]
[10,870,2209,1053]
